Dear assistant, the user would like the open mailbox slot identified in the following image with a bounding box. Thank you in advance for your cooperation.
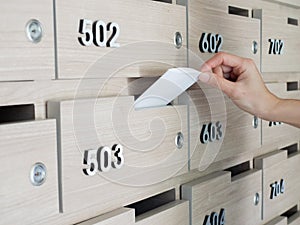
[76,189,189,225]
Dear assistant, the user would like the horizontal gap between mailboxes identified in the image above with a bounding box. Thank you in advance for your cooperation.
[280,143,299,156]
[281,205,298,218]
[224,161,251,177]
[0,104,35,124]
[125,189,175,217]
[288,17,298,26]
[228,6,249,17]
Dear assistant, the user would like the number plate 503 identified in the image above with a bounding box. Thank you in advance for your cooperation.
[83,144,124,176]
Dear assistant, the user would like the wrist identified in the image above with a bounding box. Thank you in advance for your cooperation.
[257,93,281,121]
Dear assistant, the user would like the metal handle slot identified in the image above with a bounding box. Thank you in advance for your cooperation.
[280,143,299,155]
[287,81,299,91]
[224,161,251,177]
[228,6,249,17]
[0,104,35,124]
[288,17,298,26]
[126,189,175,217]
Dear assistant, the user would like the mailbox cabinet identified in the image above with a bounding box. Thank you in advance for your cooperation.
[0,120,58,225]
[188,0,260,69]
[181,169,262,225]
[55,0,187,79]
[0,1,55,81]
[47,96,188,215]
[253,7,300,73]
[179,86,260,171]
[254,149,300,222]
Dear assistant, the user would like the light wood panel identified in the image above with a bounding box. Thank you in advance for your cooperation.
[289,212,300,225]
[0,0,54,81]
[47,96,188,215]
[135,200,189,225]
[55,0,187,79]
[178,86,260,171]
[253,7,300,73]
[181,170,262,225]
[76,208,135,225]
[264,0,300,8]
[254,150,300,221]
[0,120,58,225]
[188,0,260,69]
[264,216,287,225]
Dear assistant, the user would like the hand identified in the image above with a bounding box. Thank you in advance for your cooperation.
[199,52,279,120]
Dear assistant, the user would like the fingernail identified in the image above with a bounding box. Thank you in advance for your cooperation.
[199,72,210,83]
[223,73,230,79]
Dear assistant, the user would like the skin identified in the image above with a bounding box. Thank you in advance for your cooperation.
[199,52,300,128]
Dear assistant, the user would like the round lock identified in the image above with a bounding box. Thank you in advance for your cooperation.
[254,192,260,206]
[30,163,47,186]
[252,116,258,129]
[26,19,43,43]
[174,32,183,49]
[175,132,184,149]
[252,41,258,54]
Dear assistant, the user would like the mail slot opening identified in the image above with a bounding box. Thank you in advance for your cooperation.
[281,205,298,219]
[152,0,172,4]
[287,81,298,91]
[288,17,298,26]
[225,161,251,177]
[228,6,249,17]
[280,143,299,155]
[0,104,35,124]
[126,189,175,216]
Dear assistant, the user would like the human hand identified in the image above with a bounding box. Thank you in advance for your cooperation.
[199,52,279,120]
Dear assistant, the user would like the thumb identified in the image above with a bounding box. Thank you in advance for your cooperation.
[199,72,235,97]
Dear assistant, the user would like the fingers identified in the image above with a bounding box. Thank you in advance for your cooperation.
[199,72,235,97]
[212,65,233,78]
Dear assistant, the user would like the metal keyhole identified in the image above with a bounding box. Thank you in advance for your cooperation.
[174,32,183,49]
[254,193,260,206]
[26,19,43,43]
[253,116,259,129]
[252,41,258,54]
[30,163,47,186]
[175,132,184,149]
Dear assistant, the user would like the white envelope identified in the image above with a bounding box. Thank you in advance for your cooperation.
[134,67,201,109]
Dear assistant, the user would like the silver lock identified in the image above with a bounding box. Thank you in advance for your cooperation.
[254,192,260,206]
[252,41,258,54]
[175,132,184,149]
[30,162,47,186]
[26,19,43,43]
[252,116,259,129]
[174,32,183,49]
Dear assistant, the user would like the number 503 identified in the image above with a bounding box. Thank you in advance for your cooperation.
[83,144,124,176]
